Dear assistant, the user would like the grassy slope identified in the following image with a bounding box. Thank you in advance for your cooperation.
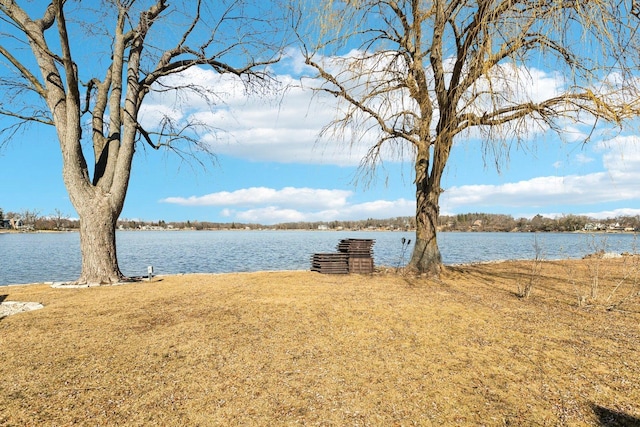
[1,259,639,426]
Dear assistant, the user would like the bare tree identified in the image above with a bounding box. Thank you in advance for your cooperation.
[20,209,39,229]
[0,0,286,284]
[299,0,640,275]
[50,208,67,231]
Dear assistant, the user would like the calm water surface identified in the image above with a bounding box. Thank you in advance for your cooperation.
[1,230,637,285]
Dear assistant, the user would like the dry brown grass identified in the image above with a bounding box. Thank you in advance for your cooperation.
[1,259,639,426]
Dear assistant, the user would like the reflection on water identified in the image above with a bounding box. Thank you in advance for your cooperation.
[0,230,637,285]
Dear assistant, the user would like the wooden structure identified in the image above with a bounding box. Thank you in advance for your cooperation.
[310,253,349,274]
[311,238,375,274]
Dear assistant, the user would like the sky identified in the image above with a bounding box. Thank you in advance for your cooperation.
[2,3,640,225]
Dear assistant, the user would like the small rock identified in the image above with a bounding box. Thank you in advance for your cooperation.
[0,301,44,317]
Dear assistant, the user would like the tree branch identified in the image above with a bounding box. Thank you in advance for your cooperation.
[0,108,54,126]
[305,54,415,145]
[0,44,46,97]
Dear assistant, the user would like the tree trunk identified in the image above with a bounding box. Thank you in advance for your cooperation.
[76,199,124,285]
[408,184,443,276]
[407,138,447,276]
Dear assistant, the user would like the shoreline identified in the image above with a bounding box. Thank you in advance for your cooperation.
[0,269,312,288]
[3,253,634,288]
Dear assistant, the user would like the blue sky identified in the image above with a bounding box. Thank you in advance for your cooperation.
[2,6,640,225]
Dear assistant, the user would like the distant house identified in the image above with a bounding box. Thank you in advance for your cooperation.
[1,218,23,229]
[584,223,606,231]
[608,223,625,232]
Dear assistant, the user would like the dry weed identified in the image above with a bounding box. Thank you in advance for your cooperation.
[1,261,638,426]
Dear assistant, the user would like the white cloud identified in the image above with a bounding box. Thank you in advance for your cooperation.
[575,153,594,164]
[161,186,414,224]
[442,134,640,213]
[444,174,605,209]
[234,206,308,223]
[138,103,184,128]
[146,69,382,166]
[157,132,640,224]
[560,124,590,143]
[161,187,352,210]
[580,208,640,219]
[142,53,640,223]
[137,50,583,168]
[597,136,640,179]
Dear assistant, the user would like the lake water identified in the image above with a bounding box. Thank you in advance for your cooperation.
[1,230,638,286]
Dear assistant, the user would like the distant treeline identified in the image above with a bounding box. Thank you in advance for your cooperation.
[2,207,639,232]
[437,213,638,232]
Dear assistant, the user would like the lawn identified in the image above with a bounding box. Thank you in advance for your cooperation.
[1,258,639,426]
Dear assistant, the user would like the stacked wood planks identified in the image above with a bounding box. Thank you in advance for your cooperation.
[310,253,349,274]
[339,238,375,274]
[311,238,375,274]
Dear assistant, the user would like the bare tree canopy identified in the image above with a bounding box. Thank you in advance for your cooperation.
[0,0,288,284]
[298,0,640,275]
